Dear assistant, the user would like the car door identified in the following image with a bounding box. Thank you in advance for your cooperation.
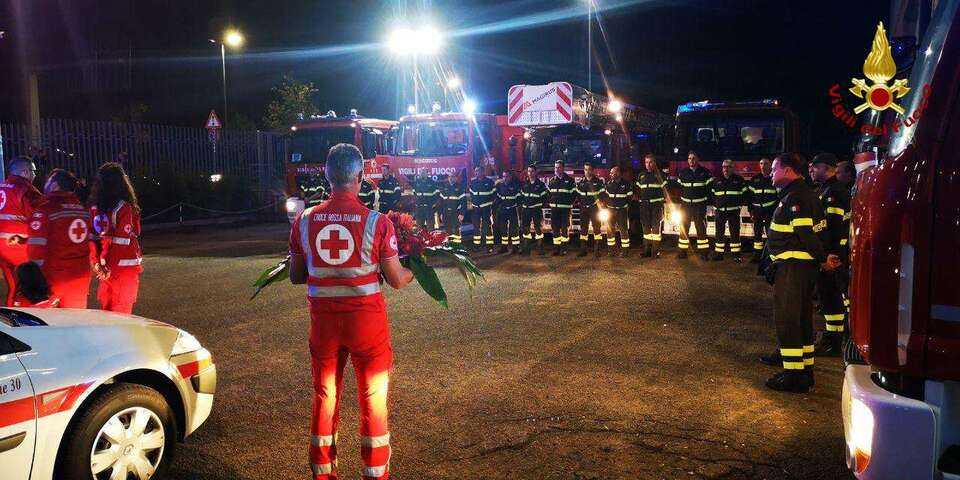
[0,331,35,480]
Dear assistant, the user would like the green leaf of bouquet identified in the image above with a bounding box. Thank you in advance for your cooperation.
[408,254,449,308]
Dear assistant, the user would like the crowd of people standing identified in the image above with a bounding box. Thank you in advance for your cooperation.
[0,157,143,312]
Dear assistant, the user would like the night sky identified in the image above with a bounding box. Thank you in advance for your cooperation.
[1,0,887,152]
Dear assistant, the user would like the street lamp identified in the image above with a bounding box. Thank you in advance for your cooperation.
[585,0,593,91]
[210,29,245,128]
[607,98,623,114]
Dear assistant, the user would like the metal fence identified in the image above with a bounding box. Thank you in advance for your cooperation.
[0,119,287,201]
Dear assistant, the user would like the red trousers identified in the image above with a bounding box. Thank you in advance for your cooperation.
[308,299,392,480]
[46,269,92,309]
[97,268,140,314]
[0,244,28,306]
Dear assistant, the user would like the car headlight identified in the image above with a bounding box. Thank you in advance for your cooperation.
[171,329,202,356]
[285,198,300,213]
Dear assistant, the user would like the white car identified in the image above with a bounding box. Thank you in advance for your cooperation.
[0,307,216,480]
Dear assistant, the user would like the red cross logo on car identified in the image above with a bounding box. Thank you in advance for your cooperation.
[315,224,355,266]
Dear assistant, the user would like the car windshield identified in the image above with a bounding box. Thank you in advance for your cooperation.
[684,117,784,158]
[290,127,355,163]
[397,120,469,156]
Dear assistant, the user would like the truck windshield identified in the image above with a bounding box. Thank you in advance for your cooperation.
[563,138,607,167]
[290,127,355,163]
[397,120,469,156]
[682,117,784,158]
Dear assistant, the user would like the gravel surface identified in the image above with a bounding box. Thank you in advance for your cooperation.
[129,223,851,480]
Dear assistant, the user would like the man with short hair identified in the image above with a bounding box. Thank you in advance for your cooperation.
[636,154,666,258]
[810,153,851,356]
[27,169,92,308]
[469,166,496,252]
[438,171,466,247]
[495,170,522,254]
[412,169,439,231]
[711,159,748,262]
[0,157,42,305]
[748,158,777,263]
[575,164,605,257]
[604,166,633,256]
[358,175,378,210]
[519,166,547,255]
[761,152,839,393]
[377,165,402,213]
[676,151,713,259]
[547,161,576,256]
[289,143,413,480]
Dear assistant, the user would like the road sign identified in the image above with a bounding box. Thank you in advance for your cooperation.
[206,110,222,130]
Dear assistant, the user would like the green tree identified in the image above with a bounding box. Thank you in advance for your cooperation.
[262,76,320,131]
[226,112,257,131]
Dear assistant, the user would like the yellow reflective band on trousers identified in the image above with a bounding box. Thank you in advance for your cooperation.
[783,361,806,370]
[644,234,662,241]
[826,207,845,216]
[791,217,813,227]
[753,241,764,249]
[803,345,815,353]
[780,348,804,357]
[770,222,793,233]
[840,238,848,246]
[769,251,814,261]
[826,323,846,332]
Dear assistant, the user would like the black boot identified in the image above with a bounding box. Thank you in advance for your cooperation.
[814,332,843,357]
[643,245,652,258]
[759,350,781,366]
[700,250,710,261]
[712,252,724,261]
[678,250,688,259]
[620,247,629,258]
[765,370,813,393]
[538,240,545,256]
[594,241,602,258]
[733,254,742,264]
[577,245,588,257]
[499,245,508,254]
[511,246,520,255]
[805,367,816,387]
[750,253,762,264]
[551,243,562,256]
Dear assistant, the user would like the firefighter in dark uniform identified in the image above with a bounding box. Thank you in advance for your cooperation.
[359,177,378,210]
[576,164,606,257]
[520,165,547,256]
[495,170,521,254]
[676,151,713,259]
[711,159,748,262]
[301,170,331,207]
[377,165,402,213]
[748,158,777,263]
[439,171,467,247]
[412,170,439,231]
[636,154,666,258]
[810,153,851,356]
[469,166,496,252]
[761,152,840,393]
[547,160,576,256]
[835,160,856,314]
[604,166,632,257]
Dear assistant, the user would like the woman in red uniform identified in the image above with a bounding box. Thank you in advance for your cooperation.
[89,163,142,313]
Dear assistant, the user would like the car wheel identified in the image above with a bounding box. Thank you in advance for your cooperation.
[57,383,178,480]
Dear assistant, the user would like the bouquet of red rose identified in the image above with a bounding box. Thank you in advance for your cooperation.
[251,212,482,307]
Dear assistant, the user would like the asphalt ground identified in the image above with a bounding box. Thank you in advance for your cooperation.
[125,223,851,480]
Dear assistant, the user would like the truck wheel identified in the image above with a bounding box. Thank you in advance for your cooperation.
[57,383,178,480]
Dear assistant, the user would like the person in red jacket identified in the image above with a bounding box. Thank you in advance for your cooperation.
[26,169,92,308]
[89,163,142,314]
[0,157,42,306]
[289,144,413,480]
[11,262,61,308]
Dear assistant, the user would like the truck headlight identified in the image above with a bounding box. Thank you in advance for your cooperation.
[844,396,874,474]
[670,207,683,225]
[171,329,202,356]
[597,208,611,223]
[285,198,299,213]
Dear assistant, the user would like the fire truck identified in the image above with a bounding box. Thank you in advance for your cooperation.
[508,81,672,231]
[842,0,960,478]
[283,110,396,221]
[660,99,801,243]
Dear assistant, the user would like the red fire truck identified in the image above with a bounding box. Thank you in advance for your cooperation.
[389,111,525,183]
[842,0,960,477]
[283,111,396,221]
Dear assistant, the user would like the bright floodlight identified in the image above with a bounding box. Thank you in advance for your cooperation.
[607,99,623,114]
[389,26,442,55]
[598,208,611,223]
[407,104,417,114]
[224,30,244,48]
[446,76,462,89]
[462,98,477,114]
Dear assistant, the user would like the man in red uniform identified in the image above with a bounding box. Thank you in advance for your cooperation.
[0,157,42,305]
[89,163,143,314]
[289,143,413,480]
[27,169,92,308]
